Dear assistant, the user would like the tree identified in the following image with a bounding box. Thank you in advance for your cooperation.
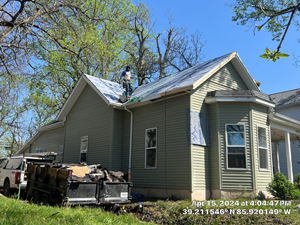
[0,0,117,76]
[24,0,136,126]
[155,13,206,76]
[232,0,299,61]
[155,14,185,77]
[124,2,158,86]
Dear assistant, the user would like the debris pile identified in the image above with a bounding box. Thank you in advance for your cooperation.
[45,162,127,183]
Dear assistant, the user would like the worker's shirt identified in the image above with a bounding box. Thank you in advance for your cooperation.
[120,71,131,81]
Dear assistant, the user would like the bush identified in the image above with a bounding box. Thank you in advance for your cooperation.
[267,172,299,200]
[294,173,300,190]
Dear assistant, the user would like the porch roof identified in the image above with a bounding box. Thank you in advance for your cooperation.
[269,112,300,142]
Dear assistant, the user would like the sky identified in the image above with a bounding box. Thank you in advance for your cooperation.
[142,0,300,94]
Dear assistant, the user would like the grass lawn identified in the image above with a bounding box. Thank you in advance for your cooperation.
[129,198,300,224]
[2,194,300,224]
[0,195,151,225]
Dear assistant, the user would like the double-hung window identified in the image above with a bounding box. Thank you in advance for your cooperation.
[145,128,157,169]
[80,136,88,162]
[226,124,246,169]
[258,127,268,170]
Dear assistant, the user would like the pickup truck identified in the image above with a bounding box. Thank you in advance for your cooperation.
[0,153,56,196]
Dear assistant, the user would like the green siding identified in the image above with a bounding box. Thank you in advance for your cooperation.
[121,111,131,173]
[31,127,64,161]
[219,102,253,190]
[191,62,249,191]
[130,94,191,190]
[110,109,124,171]
[208,103,220,190]
[64,84,113,168]
[252,104,273,190]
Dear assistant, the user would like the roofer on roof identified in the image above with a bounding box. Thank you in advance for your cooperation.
[119,65,133,99]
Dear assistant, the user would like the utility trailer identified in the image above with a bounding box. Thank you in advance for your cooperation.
[26,164,132,208]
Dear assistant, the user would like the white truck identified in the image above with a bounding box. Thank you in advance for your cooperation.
[0,153,57,196]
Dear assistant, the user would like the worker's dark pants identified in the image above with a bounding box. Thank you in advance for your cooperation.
[123,80,133,97]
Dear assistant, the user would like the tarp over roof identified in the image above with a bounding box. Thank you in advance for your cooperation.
[269,88,300,107]
[84,74,124,104]
[84,52,260,105]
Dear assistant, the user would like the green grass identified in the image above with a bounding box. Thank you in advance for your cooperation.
[132,198,300,224]
[0,196,150,225]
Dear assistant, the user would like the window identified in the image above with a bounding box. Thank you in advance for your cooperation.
[226,124,246,169]
[5,158,23,169]
[59,145,63,153]
[80,136,88,162]
[145,128,157,169]
[0,158,8,169]
[258,126,268,170]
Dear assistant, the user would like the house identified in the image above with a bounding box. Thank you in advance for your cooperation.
[16,52,300,200]
[269,88,300,178]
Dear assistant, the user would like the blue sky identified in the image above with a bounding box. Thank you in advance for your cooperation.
[142,0,300,94]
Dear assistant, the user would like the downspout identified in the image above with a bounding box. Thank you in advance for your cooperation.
[124,106,133,182]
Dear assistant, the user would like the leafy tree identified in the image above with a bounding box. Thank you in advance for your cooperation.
[26,0,136,125]
[124,2,158,86]
[231,0,300,61]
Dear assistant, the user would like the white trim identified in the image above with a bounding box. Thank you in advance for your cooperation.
[145,127,157,169]
[225,124,247,170]
[37,121,64,132]
[257,126,269,171]
[56,76,87,121]
[231,53,261,92]
[205,97,275,108]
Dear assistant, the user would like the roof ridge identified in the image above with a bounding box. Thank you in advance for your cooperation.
[269,87,300,96]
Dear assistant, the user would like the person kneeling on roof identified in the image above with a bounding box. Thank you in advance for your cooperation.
[119,65,133,99]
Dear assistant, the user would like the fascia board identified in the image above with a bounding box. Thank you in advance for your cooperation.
[82,74,110,106]
[232,54,261,92]
[56,76,87,121]
[16,131,42,155]
[270,112,300,127]
[205,96,275,108]
[37,121,64,132]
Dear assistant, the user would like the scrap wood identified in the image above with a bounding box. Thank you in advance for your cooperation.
[68,166,91,177]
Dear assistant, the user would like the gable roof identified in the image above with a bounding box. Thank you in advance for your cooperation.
[269,88,300,108]
[128,52,260,103]
[55,51,260,120]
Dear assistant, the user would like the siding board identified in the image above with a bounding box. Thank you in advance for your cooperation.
[191,62,249,191]
[64,84,113,168]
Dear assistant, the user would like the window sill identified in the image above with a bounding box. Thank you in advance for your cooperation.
[145,167,157,170]
[258,169,270,172]
[226,168,247,171]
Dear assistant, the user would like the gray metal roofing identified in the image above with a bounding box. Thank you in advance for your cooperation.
[85,74,124,104]
[207,90,274,102]
[85,52,234,104]
[269,88,300,107]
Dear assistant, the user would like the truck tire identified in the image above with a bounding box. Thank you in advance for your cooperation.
[41,194,50,206]
[3,179,10,197]
[32,191,40,204]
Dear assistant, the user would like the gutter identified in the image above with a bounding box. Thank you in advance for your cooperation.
[124,106,133,182]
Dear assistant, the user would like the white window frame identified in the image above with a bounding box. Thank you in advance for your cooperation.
[257,126,269,171]
[225,124,247,170]
[80,136,88,162]
[145,128,157,169]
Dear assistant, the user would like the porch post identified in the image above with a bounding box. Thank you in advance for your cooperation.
[274,142,280,173]
[285,131,293,182]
